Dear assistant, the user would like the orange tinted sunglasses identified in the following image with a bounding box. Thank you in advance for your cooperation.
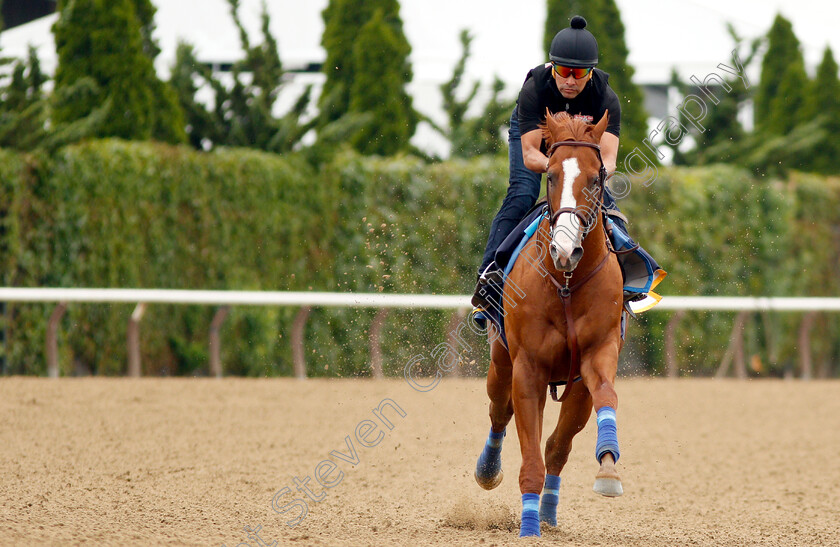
[552,63,593,79]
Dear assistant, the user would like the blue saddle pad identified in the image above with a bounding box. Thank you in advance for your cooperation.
[607,218,664,294]
[479,206,549,349]
[496,205,548,275]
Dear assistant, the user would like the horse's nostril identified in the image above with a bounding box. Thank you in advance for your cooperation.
[571,247,584,262]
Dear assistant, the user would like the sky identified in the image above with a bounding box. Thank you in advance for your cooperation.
[197,0,840,140]
[2,0,838,153]
[4,0,838,90]
[231,0,840,83]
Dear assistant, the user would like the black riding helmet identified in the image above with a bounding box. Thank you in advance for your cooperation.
[549,15,599,68]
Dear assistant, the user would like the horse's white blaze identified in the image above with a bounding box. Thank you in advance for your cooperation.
[552,157,582,256]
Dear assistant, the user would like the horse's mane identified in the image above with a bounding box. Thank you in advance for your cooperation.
[540,111,592,144]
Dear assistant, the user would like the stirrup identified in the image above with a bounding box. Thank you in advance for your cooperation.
[469,307,489,329]
[623,290,646,303]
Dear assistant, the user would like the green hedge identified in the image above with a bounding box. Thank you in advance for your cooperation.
[1,142,838,377]
[620,165,840,375]
[308,152,508,376]
[3,141,328,375]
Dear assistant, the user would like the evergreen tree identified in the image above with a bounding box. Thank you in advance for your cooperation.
[661,68,691,166]
[319,0,409,128]
[544,0,586,54]
[683,20,826,176]
[0,44,109,151]
[803,47,840,173]
[452,76,513,157]
[591,0,649,165]
[347,8,416,155]
[755,14,806,133]
[130,0,185,143]
[687,25,761,165]
[436,30,514,158]
[766,58,808,135]
[440,30,481,142]
[543,0,650,165]
[225,0,285,148]
[169,42,219,149]
[52,0,185,143]
[0,46,48,149]
[168,0,313,152]
[130,0,161,59]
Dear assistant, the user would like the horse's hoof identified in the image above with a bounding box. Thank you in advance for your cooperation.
[518,526,540,538]
[593,476,623,497]
[474,468,503,490]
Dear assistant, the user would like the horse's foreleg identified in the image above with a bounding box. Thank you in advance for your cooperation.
[540,380,592,525]
[511,358,548,537]
[475,334,513,490]
[487,335,514,431]
[581,344,623,497]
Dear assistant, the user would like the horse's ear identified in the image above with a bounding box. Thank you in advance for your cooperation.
[543,107,558,143]
[590,110,609,142]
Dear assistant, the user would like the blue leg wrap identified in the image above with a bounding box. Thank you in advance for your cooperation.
[595,406,620,463]
[539,474,561,526]
[519,493,541,537]
[475,429,504,481]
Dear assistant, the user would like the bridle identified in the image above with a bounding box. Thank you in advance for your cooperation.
[542,138,611,296]
[545,139,639,260]
[545,139,608,236]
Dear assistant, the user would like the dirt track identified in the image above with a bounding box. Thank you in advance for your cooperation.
[1,377,839,546]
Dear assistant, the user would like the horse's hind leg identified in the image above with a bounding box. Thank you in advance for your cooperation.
[475,332,514,490]
[540,379,592,525]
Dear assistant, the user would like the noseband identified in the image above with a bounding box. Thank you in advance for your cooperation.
[545,140,608,234]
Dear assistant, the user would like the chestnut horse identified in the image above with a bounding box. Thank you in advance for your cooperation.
[474,111,624,537]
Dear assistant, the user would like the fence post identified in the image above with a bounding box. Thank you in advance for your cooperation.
[1,302,6,375]
[209,306,231,378]
[46,302,67,378]
[716,311,749,379]
[127,303,146,377]
[733,310,749,379]
[368,308,389,379]
[291,306,311,379]
[664,309,686,378]
[761,311,779,372]
[798,311,818,381]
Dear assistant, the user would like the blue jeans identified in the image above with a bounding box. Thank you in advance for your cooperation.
[478,107,621,275]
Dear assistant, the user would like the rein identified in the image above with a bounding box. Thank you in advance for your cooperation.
[542,139,610,403]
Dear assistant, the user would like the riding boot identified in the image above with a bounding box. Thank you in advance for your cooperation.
[471,264,504,306]
[470,264,505,328]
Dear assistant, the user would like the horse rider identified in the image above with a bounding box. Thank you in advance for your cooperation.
[471,15,633,316]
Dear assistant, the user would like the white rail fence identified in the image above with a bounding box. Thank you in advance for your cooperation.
[1,288,838,379]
